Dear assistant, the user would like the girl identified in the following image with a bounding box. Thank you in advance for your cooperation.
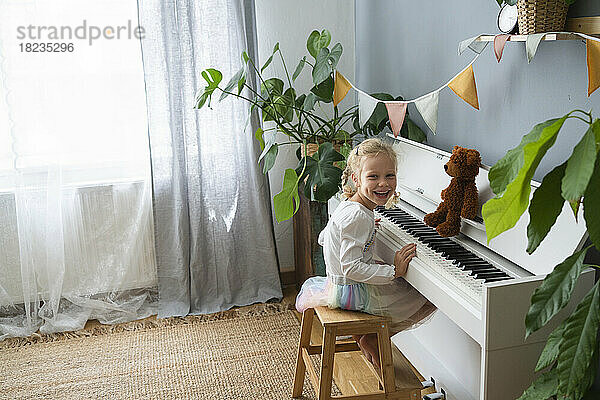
[296,138,435,368]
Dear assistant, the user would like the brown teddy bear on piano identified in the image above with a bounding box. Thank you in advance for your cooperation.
[424,146,481,237]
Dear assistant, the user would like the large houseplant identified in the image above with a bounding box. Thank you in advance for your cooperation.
[195,29,425,222]
[481,109,599,399]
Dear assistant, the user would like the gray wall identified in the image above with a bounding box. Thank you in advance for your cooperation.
[356,0,600,181]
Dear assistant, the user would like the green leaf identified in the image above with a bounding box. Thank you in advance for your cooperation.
[482,116,567,243]
[525,247,589,338]
[241,51,249,64]
[562,125,598,201]
[593,118,600,152]
[273,42,279,53]
[260,78,284,97]
[258,131,276,162]
[195,68,223,109]
[310,75,334,103]
[219,67,245,102]
[526,163,567,254]
[307,29,331,59]
[313,47,331,86]
[328,42,343,70]
[337,141,352,171]
[273,169,301,222]
[302,93,318,111]
[569,198,582,221]
[237,71,246,95]
[516,369,558,400]
[292,56,306,81]
[263,143,278,174]
[255,127,265,151]
[295,142,345,202]
[406,118,427,143]
[557,280,600,399]
[261,55,274,73]
[489,118,561,196]
[584,157,600,249]
[535,320,567,372]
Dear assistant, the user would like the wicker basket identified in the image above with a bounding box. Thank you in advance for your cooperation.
[517,0,569,34]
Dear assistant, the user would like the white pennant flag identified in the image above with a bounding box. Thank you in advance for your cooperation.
[414,91,439,134]
[458,35,489,55]
[358,91,379,128]
[526,33,546,63]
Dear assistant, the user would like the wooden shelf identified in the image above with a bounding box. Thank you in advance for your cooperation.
[476,33,589,42]
[475,16,600,42]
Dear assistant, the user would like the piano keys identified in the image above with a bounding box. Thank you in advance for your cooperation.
[327,135,594,400]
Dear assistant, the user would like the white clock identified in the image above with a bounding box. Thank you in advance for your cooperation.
[498,4,518,34]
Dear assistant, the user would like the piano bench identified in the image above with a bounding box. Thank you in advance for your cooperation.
[292,306,424,400]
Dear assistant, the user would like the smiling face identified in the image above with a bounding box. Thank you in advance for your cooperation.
[351,153,397,210]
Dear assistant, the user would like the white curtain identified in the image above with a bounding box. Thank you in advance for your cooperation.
[138,0,283,317]
[0,0,157,340]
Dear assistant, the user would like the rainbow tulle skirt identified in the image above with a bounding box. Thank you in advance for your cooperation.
[296,276,436,333]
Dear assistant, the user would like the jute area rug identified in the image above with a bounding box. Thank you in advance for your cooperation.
[0,303,340,400]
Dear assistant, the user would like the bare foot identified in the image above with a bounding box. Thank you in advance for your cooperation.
[359,334,380,369]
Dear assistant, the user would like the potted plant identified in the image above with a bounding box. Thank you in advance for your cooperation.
[495,0,577,34]
[195,29,425,223]
[482,109,599,399]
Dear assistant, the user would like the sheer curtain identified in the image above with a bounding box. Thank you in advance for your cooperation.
[138,0,282,317]
[0,0,157,340]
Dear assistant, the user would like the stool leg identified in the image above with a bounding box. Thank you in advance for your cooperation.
[292,308,314,398]
[319,326,337,400]
[376,323,395,393]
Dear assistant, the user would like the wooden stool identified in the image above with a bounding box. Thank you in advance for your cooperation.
[292,306,423,400]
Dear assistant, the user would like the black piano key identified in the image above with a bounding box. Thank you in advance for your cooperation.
[484,276,514,282]
[469,269,501,276]
[474,272,509,279]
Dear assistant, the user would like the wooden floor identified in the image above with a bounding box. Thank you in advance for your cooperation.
[285,286,435,398]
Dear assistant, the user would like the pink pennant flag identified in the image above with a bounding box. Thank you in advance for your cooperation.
[385,103,408,137]
[494,34,511,63]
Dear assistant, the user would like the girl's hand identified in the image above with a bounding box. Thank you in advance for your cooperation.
[375,218,381,229]
[393,243,417,278]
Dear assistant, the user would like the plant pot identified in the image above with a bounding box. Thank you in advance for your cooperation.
[517,0,569,34]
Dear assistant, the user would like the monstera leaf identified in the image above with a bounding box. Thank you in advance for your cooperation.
[296,142,345,202]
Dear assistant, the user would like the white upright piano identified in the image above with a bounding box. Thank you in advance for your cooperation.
[330,136,594,400]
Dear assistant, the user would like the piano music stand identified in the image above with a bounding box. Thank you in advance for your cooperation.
[292,306,423,399]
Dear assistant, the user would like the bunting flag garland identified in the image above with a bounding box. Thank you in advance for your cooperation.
[329,31,600,138]
[494,34,511,62]
[333,71,352,107]
[331,52,481,135]
[586,39,600,96]
[462,32,600,95]
[357,91,379,127]
[447,64,479,110]
[384,103,408,137]
[414,91,440,134]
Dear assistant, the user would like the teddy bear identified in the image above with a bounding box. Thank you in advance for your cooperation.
[423,146,481,237]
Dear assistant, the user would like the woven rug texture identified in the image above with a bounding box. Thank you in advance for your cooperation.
[0,306,340,400]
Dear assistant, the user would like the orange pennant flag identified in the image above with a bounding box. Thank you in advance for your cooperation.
[333,71,352,107]
[447,64,479,110]
[385,103,407,137]
[587,39,600,96]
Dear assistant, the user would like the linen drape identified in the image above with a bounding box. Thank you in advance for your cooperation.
[138,0,282,317]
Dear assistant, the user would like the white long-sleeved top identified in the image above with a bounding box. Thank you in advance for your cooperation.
[318,200,395,285]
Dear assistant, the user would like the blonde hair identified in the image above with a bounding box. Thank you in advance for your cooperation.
[341,138,400,208]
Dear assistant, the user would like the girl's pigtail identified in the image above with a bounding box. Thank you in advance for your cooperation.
[341,164,356,199]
